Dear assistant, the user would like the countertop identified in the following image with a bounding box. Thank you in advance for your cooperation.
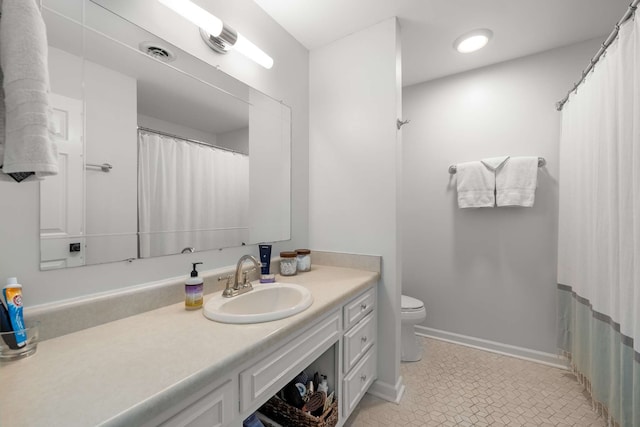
[0,265,378,427]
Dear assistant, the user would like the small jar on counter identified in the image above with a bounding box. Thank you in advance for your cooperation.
[296,249,311,272]
[279,251,298,276]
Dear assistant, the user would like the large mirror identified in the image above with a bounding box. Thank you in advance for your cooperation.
[39,0,291,270]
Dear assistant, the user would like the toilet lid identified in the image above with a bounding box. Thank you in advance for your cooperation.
[401,295,424,310]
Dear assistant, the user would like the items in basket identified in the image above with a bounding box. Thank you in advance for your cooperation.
[259,394,338,427]
[278,370,332,416]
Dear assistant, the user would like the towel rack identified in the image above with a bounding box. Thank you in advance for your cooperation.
[86,163,113,172]
[448,157,546,174]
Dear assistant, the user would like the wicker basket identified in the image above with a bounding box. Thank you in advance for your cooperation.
[259,395,338,427]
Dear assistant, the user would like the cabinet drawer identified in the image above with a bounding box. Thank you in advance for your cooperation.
[343,312,375,373]
[343,288,376,330]
[343,346,376,417]
[157,378,235,427]
[240,311,341,412]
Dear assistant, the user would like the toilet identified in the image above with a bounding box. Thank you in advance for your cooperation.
[401,294,427,362]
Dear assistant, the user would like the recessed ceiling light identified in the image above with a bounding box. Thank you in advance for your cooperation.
[454,29,493,53]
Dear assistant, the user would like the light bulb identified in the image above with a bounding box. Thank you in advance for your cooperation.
[158,0,223,37]
[234,33,274,69]
[454,29,493,53]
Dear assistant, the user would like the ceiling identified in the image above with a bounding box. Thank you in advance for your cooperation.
[253,0,631,87]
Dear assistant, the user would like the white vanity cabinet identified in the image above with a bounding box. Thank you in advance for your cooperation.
[153,285,378,427]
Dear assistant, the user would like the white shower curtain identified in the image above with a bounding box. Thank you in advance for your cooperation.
[557,12,640,427]
[138,131,249,257]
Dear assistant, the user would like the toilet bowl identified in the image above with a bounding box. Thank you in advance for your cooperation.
[401,294,426,362]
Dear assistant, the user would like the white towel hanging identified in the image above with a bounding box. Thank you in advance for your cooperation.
[495,156,538,207]
[0,0,58,179]
[481,156,510,172]
[456,161,495,208]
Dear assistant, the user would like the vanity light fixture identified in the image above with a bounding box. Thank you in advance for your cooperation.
[158,0,274,69]
[454,29,493,53]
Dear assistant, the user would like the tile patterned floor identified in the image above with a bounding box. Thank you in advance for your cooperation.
[345,337,605,427]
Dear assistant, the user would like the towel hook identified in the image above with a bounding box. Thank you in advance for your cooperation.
[397,119,410,130]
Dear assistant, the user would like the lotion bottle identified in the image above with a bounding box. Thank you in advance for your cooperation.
[185,262,203,310]
[318,375,328,395]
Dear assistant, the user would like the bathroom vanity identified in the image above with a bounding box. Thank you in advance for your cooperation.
[0,265,378,427]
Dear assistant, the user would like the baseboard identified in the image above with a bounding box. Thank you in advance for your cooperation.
[415,326,569,370]
[367,376,406,404]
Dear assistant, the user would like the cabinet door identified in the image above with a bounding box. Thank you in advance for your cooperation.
[343,288,375,330]
[343,347,376,418]
[152,378,236,427]
[239,311,341,412]
[343,312,375,373]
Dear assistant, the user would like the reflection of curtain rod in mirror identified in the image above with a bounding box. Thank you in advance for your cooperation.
[158,0,274,69]
[138,127,247,156]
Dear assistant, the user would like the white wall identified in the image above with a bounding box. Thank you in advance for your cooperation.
[249,91,291,244]
[0,0,308,306]
[217,128,249,155]
[309,18,403,400]
[402,39,600,354]
[84,61,138,265]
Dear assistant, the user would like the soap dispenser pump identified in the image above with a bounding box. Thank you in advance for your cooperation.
[185,262,203,310]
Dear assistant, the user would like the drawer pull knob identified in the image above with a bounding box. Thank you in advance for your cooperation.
[361,336,368,343]
[360,303,368,311]
[360,374,367,381]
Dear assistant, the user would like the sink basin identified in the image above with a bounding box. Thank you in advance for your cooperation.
[203,282,313,324]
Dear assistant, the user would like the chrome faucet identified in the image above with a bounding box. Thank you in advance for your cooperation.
[221,254,261,298]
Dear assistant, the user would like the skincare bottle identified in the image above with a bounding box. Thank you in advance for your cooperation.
[185,263,203,310]
[259,244,275,283]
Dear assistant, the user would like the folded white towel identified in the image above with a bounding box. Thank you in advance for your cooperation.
[456,161,495,208]
[496,156,538,207]
[481,156,509,172]
[0,0,58,177]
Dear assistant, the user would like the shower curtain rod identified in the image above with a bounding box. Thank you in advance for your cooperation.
[556,0,640,111]
[137,126,247,156]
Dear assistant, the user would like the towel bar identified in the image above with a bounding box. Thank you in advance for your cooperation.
[86,163,113,172]
[448,157,546,174]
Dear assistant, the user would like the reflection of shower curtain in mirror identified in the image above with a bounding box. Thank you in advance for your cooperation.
[138,131,249,258]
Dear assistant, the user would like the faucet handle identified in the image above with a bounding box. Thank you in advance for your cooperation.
[242,268,257,286]
[218,274,232,286]
[219,275,235,297]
